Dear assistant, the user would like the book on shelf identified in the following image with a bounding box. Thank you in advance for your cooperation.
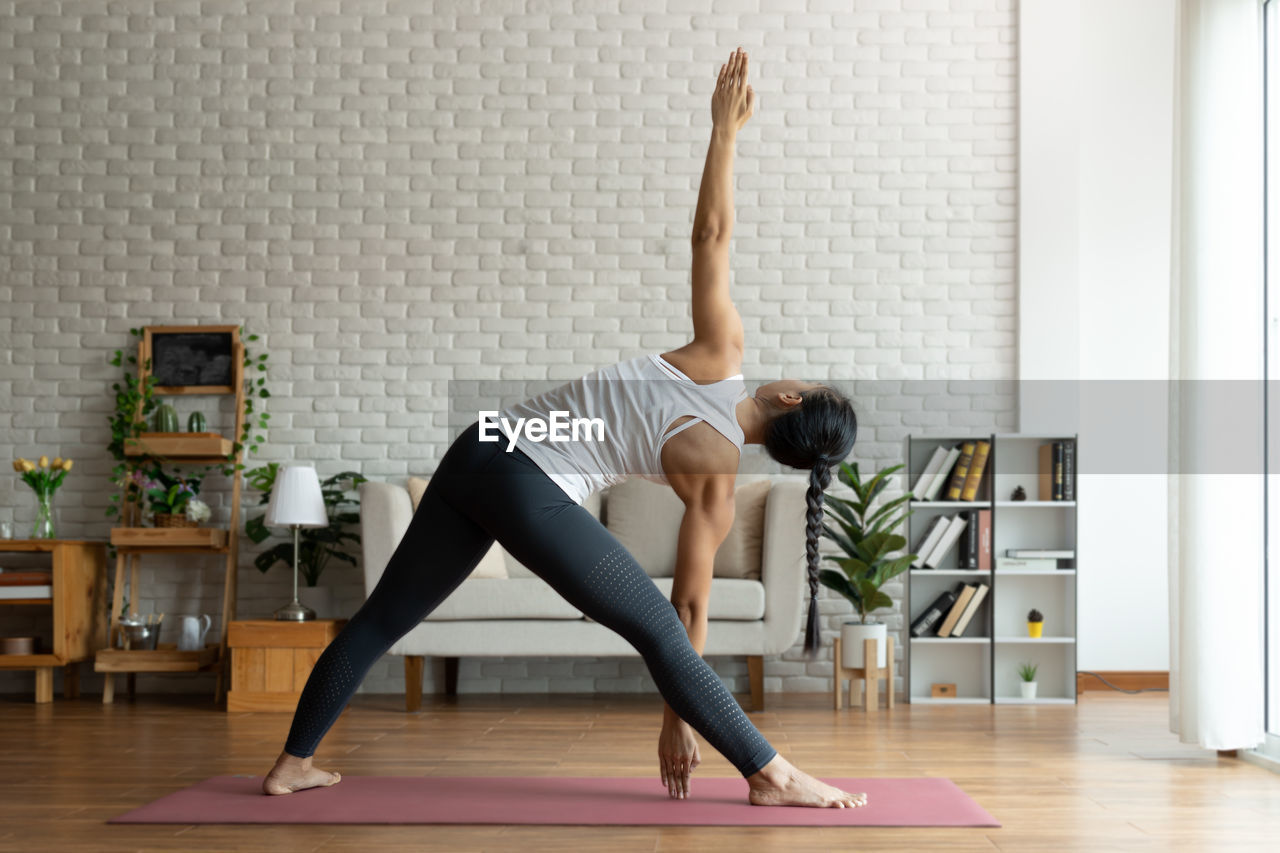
[951,583,989,637]
[911,516,949,568]
[1006,549,1074,559]
[0,585,51,599]
[959,509,992,570]
[954,440,990,501]
[936,583,977,637]
[922,514,968,568]
[910,589,957,637]
[1038,440,1075,501]
[0,569,53,586]
[912,445,964,501]
[995,556,1059,572]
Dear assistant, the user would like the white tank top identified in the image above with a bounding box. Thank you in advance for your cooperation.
[493,353,750,504]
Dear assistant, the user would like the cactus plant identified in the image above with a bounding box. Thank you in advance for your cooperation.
[1027,608,1043,623]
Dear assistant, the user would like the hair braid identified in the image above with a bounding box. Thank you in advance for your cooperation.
[803,457,833,657]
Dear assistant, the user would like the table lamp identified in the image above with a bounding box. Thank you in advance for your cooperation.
[264,464,329,621]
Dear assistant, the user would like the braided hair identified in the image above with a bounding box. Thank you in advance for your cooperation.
[763,387,857,657]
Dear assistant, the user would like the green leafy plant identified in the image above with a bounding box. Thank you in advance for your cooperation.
[1018,661,1039,682]
[818,461,917,625]
[228,328,272,477]
[244,463,367,587]
[106,328,164,523]
[138,468,205,517]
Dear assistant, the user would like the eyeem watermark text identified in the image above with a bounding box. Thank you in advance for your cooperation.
[478,411,605,452]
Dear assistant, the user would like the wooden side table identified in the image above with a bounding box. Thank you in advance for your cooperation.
[833,634,895,712]
[226,619,346,712]
[0,540,108,703]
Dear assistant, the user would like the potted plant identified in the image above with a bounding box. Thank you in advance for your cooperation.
[11,454,74,539]
[136,467,210,528]
[1018,661,1039,699]
[1027,608,1044,638]
[818,460,916,670]
[244,463,367,618]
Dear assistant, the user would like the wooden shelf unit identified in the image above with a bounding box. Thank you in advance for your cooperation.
[901,433,1079,705]
[0,539,108,702]
[95,325,246,705]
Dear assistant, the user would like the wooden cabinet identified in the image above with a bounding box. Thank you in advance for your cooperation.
[0,540,108,702]
[226,619,347,712]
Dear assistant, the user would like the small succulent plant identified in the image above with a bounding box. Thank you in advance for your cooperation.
[1027,608,1044,623]
[1018,661,1039,682]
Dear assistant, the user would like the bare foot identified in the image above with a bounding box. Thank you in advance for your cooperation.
[746,754,867,808]
[262,750,342,796]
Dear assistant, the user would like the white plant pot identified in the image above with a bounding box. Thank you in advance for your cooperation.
[1020,680,1037,699]
[840,620,888,669]
[297,584,333,619]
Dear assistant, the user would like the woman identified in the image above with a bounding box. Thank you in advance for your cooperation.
[263,48,864,809]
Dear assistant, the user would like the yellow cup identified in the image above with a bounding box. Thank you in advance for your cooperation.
[1027,621,1043,638]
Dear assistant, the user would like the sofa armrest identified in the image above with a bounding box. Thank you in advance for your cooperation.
[359,480,415,598]
[759,480,808,656]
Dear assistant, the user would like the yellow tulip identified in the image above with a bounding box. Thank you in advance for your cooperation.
[20,460,34,472]
[52,457,62,468]
[38,455,48,468]
[62,459,73,472]
[11,460,21,472]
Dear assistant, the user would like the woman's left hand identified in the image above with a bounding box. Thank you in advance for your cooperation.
[658,717,701,799]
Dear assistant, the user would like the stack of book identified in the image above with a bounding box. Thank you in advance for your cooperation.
[911,509,991,570]
[0,566,53,600]
[909,582,989,638]
[1039,440,1075,500]
[910,439,991,502]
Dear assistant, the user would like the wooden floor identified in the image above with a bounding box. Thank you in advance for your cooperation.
[0,688,1275,852]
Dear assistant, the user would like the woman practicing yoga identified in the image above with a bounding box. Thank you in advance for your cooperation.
[264,48,864,809]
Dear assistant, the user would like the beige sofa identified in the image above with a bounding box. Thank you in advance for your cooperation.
[358,475,808,712]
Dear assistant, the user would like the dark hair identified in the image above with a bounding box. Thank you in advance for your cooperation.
[762,387,858,658]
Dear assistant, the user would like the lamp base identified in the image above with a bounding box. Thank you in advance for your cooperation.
[273,599,316,621]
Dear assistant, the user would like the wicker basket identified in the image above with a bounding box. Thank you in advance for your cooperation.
[153,512,197,529]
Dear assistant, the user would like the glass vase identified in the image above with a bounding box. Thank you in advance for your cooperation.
[31,486,55,540]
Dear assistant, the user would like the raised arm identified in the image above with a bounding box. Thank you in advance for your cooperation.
[682,48,754,368]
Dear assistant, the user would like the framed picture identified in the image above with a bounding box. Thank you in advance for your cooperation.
[141,325,240,394]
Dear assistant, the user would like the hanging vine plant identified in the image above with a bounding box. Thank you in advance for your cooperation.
[221,326,272,478]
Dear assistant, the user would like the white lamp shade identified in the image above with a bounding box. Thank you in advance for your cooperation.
[264,464,329,528]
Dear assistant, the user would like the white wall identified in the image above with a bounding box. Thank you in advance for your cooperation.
[1020,0,1176,671]
[0,1,1019,696]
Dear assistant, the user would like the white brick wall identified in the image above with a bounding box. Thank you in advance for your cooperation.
[0,0,1017,697]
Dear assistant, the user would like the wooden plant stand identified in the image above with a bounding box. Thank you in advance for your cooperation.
[226,619,347,712]
[833,634,895,712]
[95,324,246,705]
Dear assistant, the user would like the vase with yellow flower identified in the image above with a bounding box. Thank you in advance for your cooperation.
[11,454,73,539]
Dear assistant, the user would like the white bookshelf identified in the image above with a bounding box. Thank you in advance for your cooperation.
[901,433,1079,705]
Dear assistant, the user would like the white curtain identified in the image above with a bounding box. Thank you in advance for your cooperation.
[1167,0,1266,750]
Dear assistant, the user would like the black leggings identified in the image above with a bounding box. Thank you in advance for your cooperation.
[282,421,779,778]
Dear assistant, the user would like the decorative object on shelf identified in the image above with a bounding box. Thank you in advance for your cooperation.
[187,410,206,432]
[1027,608,1044,638]
[151,401,179,432]
[1018,661,1039,699]
[176,613,212,651]
[12,454,73,539]
[137,468,209,528]
[265,464,331,621]
[931,683,956,698]
[246,462,367,600]
[1,636,39,655]
[819,460,917,669]
[1011,485,1026,501]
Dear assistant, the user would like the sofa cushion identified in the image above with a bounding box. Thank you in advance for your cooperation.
[407,475,508,579]
[581,577,765,623]
[604,477,770,580]
[424,578,584,621]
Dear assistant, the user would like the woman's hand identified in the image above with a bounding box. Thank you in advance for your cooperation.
[711,47,755,132]
[658,716,702,799]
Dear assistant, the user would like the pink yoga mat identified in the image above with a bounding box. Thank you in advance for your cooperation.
[108,775,999,827]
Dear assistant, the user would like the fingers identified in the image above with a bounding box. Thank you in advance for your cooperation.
[718,62,727,89]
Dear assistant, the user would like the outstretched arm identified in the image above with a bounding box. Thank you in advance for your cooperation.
[681,48,754,369]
